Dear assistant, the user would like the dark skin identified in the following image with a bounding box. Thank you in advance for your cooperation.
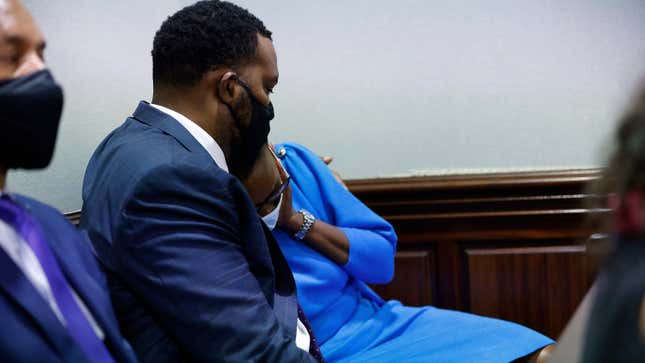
[151,34,279,164]
[0,0,47,188]
[243,145,350,265]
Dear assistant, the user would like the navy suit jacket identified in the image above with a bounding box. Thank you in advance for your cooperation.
[0,194,138,363]
[80,101,315,363]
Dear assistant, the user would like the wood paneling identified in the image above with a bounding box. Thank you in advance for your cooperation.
[346,169,607,339]
[465,244,593,339]
[67,210,81,226]
[370,250,435,307]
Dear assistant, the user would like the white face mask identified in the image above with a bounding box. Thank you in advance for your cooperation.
[261,193,283,230]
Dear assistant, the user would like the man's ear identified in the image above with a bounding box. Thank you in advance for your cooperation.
[211,70,241,106]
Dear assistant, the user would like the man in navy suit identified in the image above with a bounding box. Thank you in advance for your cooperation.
[80,1,320,362]
[0,1,139,362]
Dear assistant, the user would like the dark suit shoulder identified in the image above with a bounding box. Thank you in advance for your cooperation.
[13,194,70,224]
[122,160,249,232]
[97,117,188,174]
[85,116,233,213]
[15,194,79,233]
[13,194,102,278]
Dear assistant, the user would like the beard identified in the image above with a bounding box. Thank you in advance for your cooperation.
[226,89,271,181]
[228,132,257,181]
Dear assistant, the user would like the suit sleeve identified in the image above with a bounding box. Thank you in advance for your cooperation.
[282,143,398,284]
[114,163,316,363]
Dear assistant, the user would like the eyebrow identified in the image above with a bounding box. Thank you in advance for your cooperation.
[5,34,26,45]
[5,34,46,52]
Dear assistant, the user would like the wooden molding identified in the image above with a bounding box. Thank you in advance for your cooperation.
[346,168,607,242]
[352,170,603,338]
[67,169,608,239]
[66,210,81,225]
[346,169,602,193]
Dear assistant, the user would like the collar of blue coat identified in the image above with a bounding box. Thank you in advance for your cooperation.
[131,101,228,171]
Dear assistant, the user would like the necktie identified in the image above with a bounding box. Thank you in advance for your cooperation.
[0,196,115,363]
[298,304,324,362]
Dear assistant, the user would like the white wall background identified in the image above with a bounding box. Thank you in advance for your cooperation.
[12,0,645,213]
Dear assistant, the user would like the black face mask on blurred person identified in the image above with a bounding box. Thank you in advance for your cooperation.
[0,70,64,169]
[227,79,274,180]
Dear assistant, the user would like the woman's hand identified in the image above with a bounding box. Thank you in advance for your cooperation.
[277,183,303,233]
[274,156,303,233]
[277,153,350,264]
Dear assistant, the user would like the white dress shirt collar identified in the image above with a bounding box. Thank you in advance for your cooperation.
[150,103,229,173]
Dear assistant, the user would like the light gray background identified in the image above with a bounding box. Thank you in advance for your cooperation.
[12,0,645,213]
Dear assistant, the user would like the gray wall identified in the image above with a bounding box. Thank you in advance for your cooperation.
[12,0,645,213]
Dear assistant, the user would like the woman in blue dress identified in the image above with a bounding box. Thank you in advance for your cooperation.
[240,142,554,363]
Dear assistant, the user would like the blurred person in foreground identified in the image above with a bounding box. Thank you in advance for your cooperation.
[0,0,138,362]
[582,85,645,362]
[240,142,555,363]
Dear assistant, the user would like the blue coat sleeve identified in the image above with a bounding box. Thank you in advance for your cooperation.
[278,143,398,284]
[114,163,316,363]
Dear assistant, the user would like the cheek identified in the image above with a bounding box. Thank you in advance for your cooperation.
[247,187,266,205]
[0,48,16,79]
[241,108,253,128]
[0,66,13,79]
[258,205,272,217]
[234,96,253,128]
[13,52,45,78]
[259,202,279,217]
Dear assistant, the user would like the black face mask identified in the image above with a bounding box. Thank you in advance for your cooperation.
[0,70,64,169]
[227,79,274,180]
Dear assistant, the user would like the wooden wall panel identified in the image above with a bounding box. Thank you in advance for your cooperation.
[465,244,593,339]
[345,169,607,339]
[370,250,435,307]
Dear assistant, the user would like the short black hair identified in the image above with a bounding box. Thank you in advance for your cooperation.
[152,0,272,87]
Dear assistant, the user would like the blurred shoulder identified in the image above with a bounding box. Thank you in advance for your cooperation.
[12,194,98,267]
[12,194,71,227]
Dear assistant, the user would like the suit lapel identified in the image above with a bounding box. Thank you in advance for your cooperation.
[53,248,126,361]
[15,196,126,361]
[0,247,80,359]
[261,222,298,337]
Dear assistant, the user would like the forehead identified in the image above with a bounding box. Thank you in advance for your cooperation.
[253,34,278,78]
[0,0,43,45]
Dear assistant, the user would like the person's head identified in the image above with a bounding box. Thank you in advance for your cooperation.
[0,0,64,180]
[241,144,288,229]
[597,86,645,235]
[152,0,278,179]
[0,0,44,78]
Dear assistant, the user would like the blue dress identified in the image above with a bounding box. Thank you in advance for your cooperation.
[272,142,554,363]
